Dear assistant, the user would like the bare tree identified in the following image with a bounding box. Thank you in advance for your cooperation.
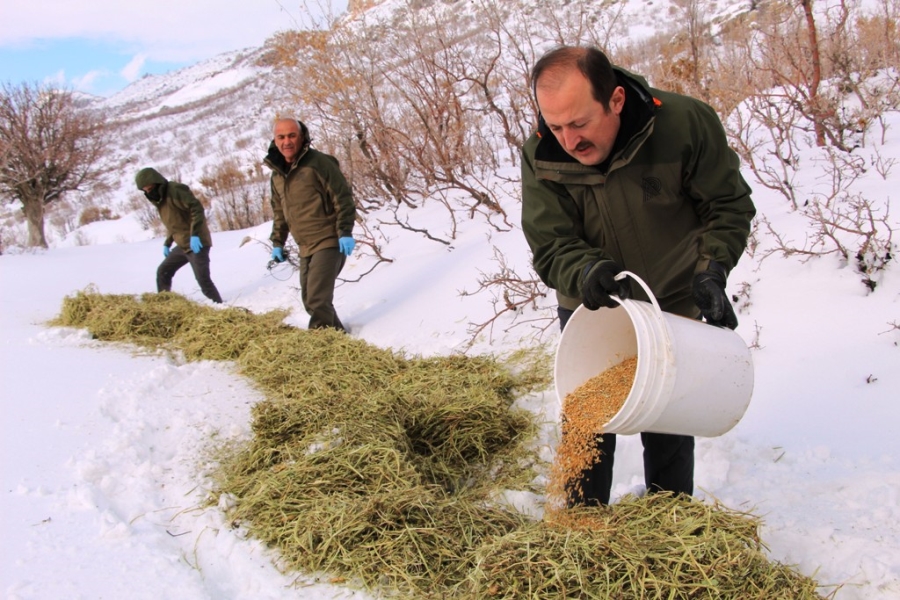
[800,0,827,147]
[0,82,110,247]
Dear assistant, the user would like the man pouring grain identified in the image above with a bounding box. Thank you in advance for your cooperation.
[521,46,755,506]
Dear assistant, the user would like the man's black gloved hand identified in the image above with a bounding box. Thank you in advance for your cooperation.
[692,260,739,329]
[582,260,632,310]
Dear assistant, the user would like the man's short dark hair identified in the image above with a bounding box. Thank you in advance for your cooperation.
[531,46,618,111]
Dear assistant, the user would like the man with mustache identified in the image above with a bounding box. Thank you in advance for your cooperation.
[521,46,756,506]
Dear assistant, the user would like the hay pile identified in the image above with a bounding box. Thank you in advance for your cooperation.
[53,290,830,600]
[468,498,825,598]
[52,287,295,361]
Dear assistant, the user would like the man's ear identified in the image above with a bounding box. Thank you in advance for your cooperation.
[609,86,626,115]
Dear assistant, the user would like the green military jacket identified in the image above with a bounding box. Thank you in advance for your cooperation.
[264,136,356,259]
[135,167,212,250]
[521,68,755,316]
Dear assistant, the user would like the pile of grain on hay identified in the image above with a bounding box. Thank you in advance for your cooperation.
[52,290,831,600]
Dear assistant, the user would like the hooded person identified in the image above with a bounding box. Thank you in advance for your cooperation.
[135,167,223,304]
[264,118,356,331]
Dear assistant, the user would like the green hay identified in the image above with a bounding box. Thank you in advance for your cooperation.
[53,291,831,600]
[176,306,294,361]
[464,496,824,599]
[51,288,204,347]
[233,331,538,493]
[51,287,295,361]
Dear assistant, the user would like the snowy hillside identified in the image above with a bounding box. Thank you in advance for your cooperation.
[91,46,278,215]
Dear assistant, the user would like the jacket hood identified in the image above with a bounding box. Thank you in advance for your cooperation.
[135,167,167,190]
[265,120,312,172]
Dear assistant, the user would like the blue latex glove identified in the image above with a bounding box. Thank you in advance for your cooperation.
[338,236,355,256]
[163,245,170,258]
[271,247,284,263]
[190,236,203,254]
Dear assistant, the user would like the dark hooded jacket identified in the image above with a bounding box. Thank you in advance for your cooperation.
[134,167,213,250]
[264,121,356,258]
[521,67,755,316]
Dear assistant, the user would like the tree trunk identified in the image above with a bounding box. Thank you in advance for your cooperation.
[21,196,48,248]
[801,0,826,147]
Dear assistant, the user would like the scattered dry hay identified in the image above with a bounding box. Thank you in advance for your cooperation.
[52,290,831,600]
[50,287,293,360]
[51,287,205,346]
[466,495,826,599]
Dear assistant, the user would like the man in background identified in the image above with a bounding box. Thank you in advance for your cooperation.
[135,167,223,304]
[521,46,755,506]
[265,118,357,331]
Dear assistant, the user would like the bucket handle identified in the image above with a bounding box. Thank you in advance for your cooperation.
[614,271,663,316]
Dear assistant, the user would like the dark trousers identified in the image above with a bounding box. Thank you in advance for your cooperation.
[157,245,223,303]
[558,306,694,506]
[299,247,346,331]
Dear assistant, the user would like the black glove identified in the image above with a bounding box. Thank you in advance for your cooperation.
[692,260,738,329]
[581,261,632,310]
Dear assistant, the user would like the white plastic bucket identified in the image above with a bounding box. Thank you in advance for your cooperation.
[554,271,754,437]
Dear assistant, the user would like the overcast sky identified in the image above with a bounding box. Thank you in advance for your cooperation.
[0,0,348,97]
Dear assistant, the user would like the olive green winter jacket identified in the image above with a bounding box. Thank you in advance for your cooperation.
[134,167,212,251]
[264,125,356,258]
[521,68,755,316]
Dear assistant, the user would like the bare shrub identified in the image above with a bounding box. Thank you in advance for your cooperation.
[198,157,272,231]
[460,247,556,348]
[0,223,26,253]
[626,0,714,104]
[758,175,894,293]
[234,136,254,151]
[695,0,899,295]
[126,194,165,237]
[46,198,78,241]
[78,205,119,227]
[71,229,91,246]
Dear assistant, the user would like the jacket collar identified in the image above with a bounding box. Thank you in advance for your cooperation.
[264,141,311,176]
